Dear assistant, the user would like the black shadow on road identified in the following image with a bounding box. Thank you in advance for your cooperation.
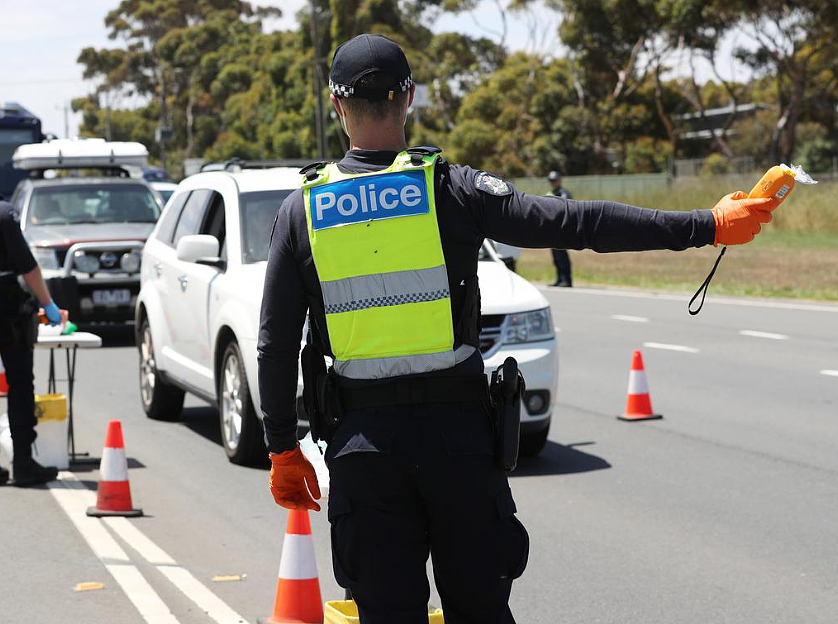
[510,440,611,477]
[68,457,146,473]
[79,324,136,348]
[181,405,222,446]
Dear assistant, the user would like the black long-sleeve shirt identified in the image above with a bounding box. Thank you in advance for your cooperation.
[257,150,715,452]
[0,201,36,276]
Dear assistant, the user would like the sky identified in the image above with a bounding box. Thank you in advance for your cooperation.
[0,0,753,139]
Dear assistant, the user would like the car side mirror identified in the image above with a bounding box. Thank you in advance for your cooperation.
[176,234,221,266]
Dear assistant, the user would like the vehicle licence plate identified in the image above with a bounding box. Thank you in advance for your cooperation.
[92,289,131,306]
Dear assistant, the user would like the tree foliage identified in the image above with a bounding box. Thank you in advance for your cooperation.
[74,0,838,177]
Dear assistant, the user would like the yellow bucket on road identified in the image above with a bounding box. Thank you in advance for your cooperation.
[34,393,69,469]
[325,600,444,623]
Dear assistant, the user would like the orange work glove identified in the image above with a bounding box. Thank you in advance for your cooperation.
[710,191,779,246]
[269,446,321,511]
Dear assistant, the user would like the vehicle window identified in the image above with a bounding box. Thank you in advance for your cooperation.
[157,189,174,204]
[172,189,212,247]
[27,184,160,226]
[156,191,189,246]
[200,192,226,251]
[239,190,293,263]
[10,184,25,211]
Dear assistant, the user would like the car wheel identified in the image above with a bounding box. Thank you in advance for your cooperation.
[218,340,266,465]
[519,424,549,457]
[139,318,184,421]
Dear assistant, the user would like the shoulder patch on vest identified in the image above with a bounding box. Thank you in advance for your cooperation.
[474,171,511,196]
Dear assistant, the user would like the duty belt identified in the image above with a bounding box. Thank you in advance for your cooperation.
[339,374,489,412]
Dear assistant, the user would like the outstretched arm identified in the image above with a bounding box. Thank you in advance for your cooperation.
[448,166,775,251]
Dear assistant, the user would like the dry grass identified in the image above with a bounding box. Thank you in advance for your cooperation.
[518,244,838,301]
[514,173,838,300]
[516,174,838,235]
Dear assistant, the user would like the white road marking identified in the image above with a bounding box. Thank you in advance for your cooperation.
[158,567,247,624]
[49,476,181,624]
[104,505,246,623]
[643,342,700,354]
[103,517,175,565]
[49,478,130,563]
[55,472,246,624]
[542,285,838,313]
[821,370,838,378]
[106,565,182,624]
[611,314,649,323]
[739,330,789,340]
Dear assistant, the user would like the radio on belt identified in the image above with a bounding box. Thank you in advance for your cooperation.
[490,357,525,472]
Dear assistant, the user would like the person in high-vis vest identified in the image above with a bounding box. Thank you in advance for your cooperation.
[257,34,779,624]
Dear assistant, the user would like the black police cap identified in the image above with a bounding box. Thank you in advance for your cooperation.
[329,34,413,101]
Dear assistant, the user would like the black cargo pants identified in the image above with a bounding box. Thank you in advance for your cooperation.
[0,324,37,460]
[325,401,529,624]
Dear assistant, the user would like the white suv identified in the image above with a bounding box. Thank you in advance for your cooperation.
[137,166,558,465]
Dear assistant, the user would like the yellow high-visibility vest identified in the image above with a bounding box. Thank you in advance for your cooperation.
[302,151,473,379]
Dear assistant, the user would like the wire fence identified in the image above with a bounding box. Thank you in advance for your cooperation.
[514,164,838,201]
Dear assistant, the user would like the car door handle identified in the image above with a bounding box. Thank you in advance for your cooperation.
[178,275,188,291]
[154,262,163,277]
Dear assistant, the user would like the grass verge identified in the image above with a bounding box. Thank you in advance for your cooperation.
[514,174,838,301]
[518,233,838,302]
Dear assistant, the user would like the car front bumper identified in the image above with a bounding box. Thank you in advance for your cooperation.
[45,273,140,323]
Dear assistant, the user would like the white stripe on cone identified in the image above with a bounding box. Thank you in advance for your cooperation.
[100,447,129,482]
[627,369,649,395]
[278,534,318,580]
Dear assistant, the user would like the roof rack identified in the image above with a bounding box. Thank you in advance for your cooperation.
[199,157,327,173]
[13,138,149,171]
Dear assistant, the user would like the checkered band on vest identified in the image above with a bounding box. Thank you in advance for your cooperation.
[325,289,450,315]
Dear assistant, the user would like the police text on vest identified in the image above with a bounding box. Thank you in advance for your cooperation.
[309,170,429,230]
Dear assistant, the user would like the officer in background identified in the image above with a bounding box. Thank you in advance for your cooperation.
[0,199,62,486]
[547,170,573,286]
[257,34,778,624]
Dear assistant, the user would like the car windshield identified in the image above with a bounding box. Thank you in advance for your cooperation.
[156,189,174,204]
[28,184,161,226]
[240,189,293,263]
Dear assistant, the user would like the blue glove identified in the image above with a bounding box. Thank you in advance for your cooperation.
[43,301,62,326]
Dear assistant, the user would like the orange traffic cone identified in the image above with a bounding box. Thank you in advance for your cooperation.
[258,509,324,624]
[0,350,8,396]
[86,420,143,517]
[617,350,662,421]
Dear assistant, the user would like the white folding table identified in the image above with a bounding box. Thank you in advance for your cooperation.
[35,332,102,464]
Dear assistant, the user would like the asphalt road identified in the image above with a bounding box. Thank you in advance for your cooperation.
[2,286,837,624]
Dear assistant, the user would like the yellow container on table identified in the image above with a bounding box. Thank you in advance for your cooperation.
[325,600,444,624]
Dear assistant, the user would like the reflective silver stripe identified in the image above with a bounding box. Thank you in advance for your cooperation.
[0,270,15,278]
[335,344,477,380]
[321,265,449,315]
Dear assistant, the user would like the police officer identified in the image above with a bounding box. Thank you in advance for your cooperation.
[257,34,778,624]
[0,199,62,486]
[547,170,573,286]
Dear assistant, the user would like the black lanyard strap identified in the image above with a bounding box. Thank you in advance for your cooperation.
[688,246,726,316]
